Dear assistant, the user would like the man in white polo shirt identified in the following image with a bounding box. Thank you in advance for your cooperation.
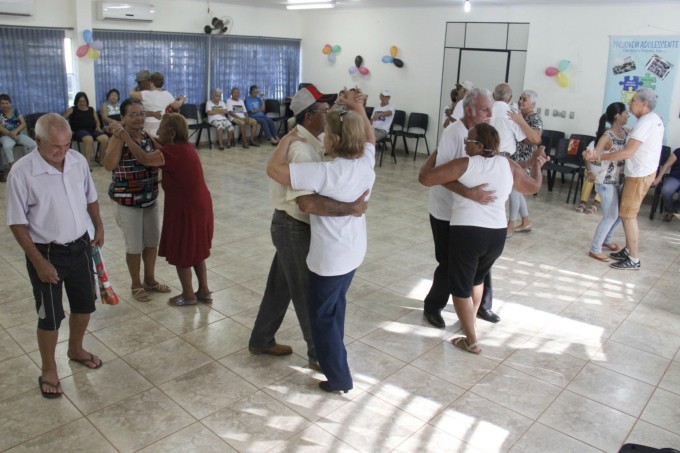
[6,113,105,398]
[371,90,395,142]
[585,87,664,270]
[489,83,541,158]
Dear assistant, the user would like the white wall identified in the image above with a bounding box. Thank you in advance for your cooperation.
[298,2,680,149]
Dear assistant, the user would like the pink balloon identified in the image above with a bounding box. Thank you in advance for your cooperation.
[76,44,90,58]
[545,66,559,77]
[358,67,369,75]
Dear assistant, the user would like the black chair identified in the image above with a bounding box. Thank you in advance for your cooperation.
[540,129,565,158]
[180,103,212,149]
[365,106,374,118]
[649,145,673,220]
[542,138,583,202]
[392,112,429,161]
[24,112,47,139]
[265,99,288,135]
[378,110,406,167]
[567,134,595,202]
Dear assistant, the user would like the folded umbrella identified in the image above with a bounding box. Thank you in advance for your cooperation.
[92,246,119,305]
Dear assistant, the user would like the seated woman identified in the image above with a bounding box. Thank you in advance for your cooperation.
[64,91,109,167]
[653,147,680,222]
[267,88,376,393]
[419,123,548,354]
[100,88,122,127]
[110,113,213,306]
[245,85,280,145]
[0,93,37,182]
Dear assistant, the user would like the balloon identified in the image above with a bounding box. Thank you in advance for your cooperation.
[348,66,358,75]
[90,40,103,51]
[393,58,404,68]
[358,66,369,75]
[328,53,336,63]
[544,66,559,77]
[204,25,213,34]
[354,55,363,67]
[558,59,571,72]
[82,29,93,44]
[390,45,398,57]
[556,72,569,87]
[332,44,341,53]
[76,44,89,58]
[382,55,394,63]
[91,49,101,60]
[322,45,332,55]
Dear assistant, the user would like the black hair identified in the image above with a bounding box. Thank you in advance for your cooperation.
[0,94,11,103]
[106,89,120,102]
[595,102,626,143]
[73,91,89,107]
[249,85,258,94]
[120,98,143,116]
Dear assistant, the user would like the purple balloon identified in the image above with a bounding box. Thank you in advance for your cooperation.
[348,66,358,75]
[90,40,104,51]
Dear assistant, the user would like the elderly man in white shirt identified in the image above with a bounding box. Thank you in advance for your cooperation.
[6,113,105,398]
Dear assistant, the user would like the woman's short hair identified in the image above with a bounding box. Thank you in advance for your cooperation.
[0,94,11,103]
[471,123,500,157]
[325,110,365,159]
[150,72,165,88]
[120,98,143,117]
[106,89,120,102]
[521,90,538,105]
[73,92,89,107]
[161,113,189,143]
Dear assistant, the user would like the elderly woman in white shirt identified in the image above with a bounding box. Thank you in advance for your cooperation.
[267,89,375,394]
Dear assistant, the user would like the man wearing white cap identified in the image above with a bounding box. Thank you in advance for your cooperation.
[372,90,395,142]
[249,84,368,369]
[443,81,474,128]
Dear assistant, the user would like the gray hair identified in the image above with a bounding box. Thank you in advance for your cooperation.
[463,87,493,115]
[493,83,513,102]
[34,113,71,140]
[212,88,222,95]
[521,89,538,105]
[636,87,658,110]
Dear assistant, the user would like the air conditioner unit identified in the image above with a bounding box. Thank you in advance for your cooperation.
[0,0,35,16]
[98,2,156,22]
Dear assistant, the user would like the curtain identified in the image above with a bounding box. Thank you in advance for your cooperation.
[0,27,68,115]
[94,30,208,106]
[210,36,300,101]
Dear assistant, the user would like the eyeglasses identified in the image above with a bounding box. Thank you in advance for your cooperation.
[464,137,481,145]
[127,112,146,118]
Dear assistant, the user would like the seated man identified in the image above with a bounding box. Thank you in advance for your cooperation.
[226,87,259,148]
[371,90,394,142]
[206,88,234,150]
[245,85,280,146]
[0,93,37,182]
[653,147,680,221]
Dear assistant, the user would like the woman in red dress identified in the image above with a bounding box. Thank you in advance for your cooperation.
[111,112,213,306]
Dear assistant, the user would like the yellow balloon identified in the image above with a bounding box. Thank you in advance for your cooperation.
[91,49,101,60]
[390,45,398,58]
[556,72,569,87]
[87,47,96,58]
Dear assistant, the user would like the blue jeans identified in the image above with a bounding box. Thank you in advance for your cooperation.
[590,183,622,253]
[1,132,37,166]
[661,176,680,213]
[253,115,279,140]
[309,269,355,390]
[249,210,316,361]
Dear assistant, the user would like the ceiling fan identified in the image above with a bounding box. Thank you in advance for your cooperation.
[204,16,232,34]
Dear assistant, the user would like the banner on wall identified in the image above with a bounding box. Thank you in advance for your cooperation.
[603,35,679,135]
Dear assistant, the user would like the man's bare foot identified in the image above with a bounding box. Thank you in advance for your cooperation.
[39,371,62,398]
[68,349,103,369]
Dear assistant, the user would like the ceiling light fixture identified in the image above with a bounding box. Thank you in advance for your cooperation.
[286,2,335,10]
[464,0,471,12]
[287,0,332,3]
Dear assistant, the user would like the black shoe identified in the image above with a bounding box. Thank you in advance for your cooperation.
[610,257,640,270]
[477,308,500,323]
[424,311,445,328]
[609,248,629,260]
[319,381,351,394]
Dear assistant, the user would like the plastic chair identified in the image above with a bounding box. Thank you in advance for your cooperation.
[540,129,565,158]
[378,109,405,167]
[265,99,288,135]
[649,145,673,220]
[365,106,374,118]
[393,112,429,161]
[180,103,212,149]
[24,112,47,139]
[542,138,582,202]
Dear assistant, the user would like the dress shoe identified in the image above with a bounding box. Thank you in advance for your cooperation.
[424,311,445,328]
[308,361,322,372]
[477,308,500,323]
[318,381,351,394]
[248,343,292,356]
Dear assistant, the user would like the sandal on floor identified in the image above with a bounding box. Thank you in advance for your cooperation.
[585,205,598,214]
[195,291,213,304]
[69,352,103,369]
[144,283,172,293]
[516,224,533,233]
[168,294,198,306]
[603,242,620,251]
[588,251,610,262]
[451,337,481,354]
[38,376,62,399]
[131,287,151,302]
[575,203,586,213]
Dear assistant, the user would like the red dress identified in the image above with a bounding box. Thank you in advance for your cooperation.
[158,142,214,268]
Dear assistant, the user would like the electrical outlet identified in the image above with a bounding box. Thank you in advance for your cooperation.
[560,111,566,118]
[553,109,559,117]
[536,107,541,115]
[569,111,575,119]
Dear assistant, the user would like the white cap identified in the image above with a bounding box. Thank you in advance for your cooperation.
[290,84,337,115]
[461,81,474,90]
[380,90,391,97]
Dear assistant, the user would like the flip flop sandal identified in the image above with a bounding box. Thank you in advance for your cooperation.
[588,251,610,262]
[131,287,151,302]
[195,292,213,304]
[585,205,598,214]
[144,283,172,293]
[575,203,586,213]
[451,337,481,354]
[38,376,63,399]
[168,295,198,306]
[69,352,103,369]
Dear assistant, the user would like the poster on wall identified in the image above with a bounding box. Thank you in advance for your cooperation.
[603,35,679,135]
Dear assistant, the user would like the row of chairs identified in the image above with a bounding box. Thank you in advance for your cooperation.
[367,108,431,167]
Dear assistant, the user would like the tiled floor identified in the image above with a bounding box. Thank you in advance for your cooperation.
[1,143,679,452]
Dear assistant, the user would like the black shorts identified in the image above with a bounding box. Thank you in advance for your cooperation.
[448,225,506,298]
[26,233,97,331]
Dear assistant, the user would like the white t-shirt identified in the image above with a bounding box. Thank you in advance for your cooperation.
[206,100,229,123]
[226,98,247,119]
[373,103,395,132]
[490,101,526,156]
[269,125,325,224]
[625,111,664,177]
[428,120,467,220]
[451,155,513,228]
[141,90,175,129]
[442,101,464,126]
[289,143,376,276]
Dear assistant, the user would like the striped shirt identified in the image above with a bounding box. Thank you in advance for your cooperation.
[108,130,159,208]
